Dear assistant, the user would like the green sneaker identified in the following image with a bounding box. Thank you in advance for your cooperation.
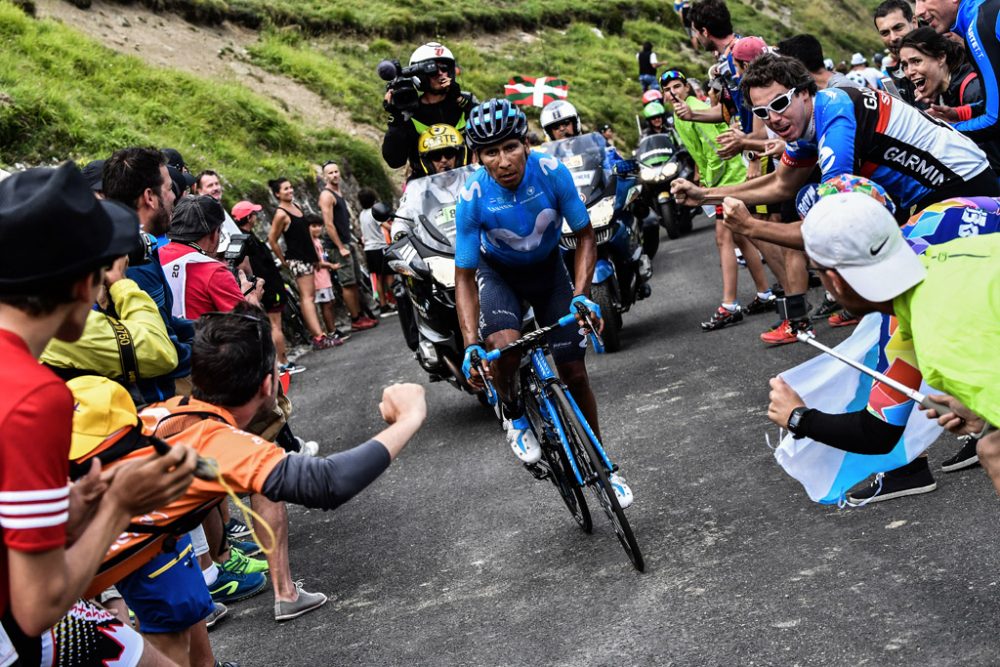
[220,546,269,575]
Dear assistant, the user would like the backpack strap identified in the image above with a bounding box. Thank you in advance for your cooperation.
[958,71,977,104]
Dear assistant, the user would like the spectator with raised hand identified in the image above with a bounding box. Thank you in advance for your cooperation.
[103,146,194,403]
[158,194,263,319]
[319,161,379,332]
[232,200,305,375]
[267,177,338,351]
[0,162,197,664]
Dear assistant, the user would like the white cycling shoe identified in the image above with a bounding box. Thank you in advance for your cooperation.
[609,473,634,509]
[505,416,542,464]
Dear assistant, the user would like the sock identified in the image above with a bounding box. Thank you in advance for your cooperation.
[203,563,220,586]
[757,290,773,300]
[501,397,525,422]
[721,302,739,312]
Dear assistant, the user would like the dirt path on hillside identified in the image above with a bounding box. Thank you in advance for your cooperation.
[35,0,385,145]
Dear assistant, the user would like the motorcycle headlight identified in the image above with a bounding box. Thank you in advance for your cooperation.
[589,197,616,228]
[387,259,415,277]
[661,162,678,180]
[640,166,658,182]
[424,256,455,288]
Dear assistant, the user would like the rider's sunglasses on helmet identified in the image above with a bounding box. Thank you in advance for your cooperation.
[751,87,799,119]
[427,148,459,162]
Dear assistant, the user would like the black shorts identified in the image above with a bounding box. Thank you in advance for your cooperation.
[365,249,386,276]
[261,278,284,313]
[476,252,586,365]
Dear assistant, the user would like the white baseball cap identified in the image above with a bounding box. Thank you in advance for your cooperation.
[802,192,926,302]
[850,52,867,66]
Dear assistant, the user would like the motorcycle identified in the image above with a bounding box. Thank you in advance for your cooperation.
[632,131,697,242]
[373,165,490,403]
[537,132,652,352]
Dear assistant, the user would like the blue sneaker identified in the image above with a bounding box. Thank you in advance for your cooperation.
[229,539,262,558]
[209,570,267,604]
[504,415,541,464]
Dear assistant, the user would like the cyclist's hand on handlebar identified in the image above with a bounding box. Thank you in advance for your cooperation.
[571,295,604,334]
[461,344,491,389]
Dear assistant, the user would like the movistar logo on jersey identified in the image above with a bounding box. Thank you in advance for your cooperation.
[883,147,946,186]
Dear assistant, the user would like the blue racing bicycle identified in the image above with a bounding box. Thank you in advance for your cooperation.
[470,304,645,571]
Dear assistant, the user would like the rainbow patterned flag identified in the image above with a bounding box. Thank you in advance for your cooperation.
[504,76,569,107]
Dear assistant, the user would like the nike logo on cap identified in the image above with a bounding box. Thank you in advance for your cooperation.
[869,236,889,255]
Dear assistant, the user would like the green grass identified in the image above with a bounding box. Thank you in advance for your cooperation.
[0,1,394,201]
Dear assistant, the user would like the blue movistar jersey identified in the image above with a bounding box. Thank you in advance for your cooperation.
[782,87,987,209]
[454,151,590,269]
[952,0,1000,141]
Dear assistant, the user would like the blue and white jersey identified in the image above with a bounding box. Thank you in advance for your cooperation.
[782,86,988,209]
[953,0,1000,140]
[454,151,590,269]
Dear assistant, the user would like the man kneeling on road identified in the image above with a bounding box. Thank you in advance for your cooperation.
[72,304,426,663]
[766,193,999,494]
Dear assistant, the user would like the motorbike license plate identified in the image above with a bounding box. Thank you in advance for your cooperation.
[572,170,595,188]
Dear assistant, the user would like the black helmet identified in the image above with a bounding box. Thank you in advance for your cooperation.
[465,99,528,150]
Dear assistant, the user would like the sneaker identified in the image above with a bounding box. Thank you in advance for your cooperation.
[209,570,267,604]
[279,362,306,375]
[311,335,336,350]
[334,328,352,342]
[700,305,743,331]
[205,602,228,630]
[351,316,378,332]
[941,436,980,473]
[760,318,813,346]
[225,517,252,540]
[810,294,842,320]
[229,539,262,558]
[380,304,398,318]
[608,473,634,509]
[292,436,319,457]
[828,310,861,328]
[745,294,776,315]
[274,582,328,622]
[846,458,937,504]
[214,662,240,667]
[220,546,269,576]
[505,415,541,464]
[325,332,346,346]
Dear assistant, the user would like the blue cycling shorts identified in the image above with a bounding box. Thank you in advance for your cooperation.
[115,535,214,633]
[476,251,587,365]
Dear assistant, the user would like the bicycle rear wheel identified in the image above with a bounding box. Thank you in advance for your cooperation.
[524,379,592,533]
[550,384,644,571]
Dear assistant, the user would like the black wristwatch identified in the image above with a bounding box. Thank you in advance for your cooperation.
[787,406,809,438]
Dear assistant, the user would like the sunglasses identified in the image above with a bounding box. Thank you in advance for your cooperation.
[751,87,799,119]
[427,148,459,162]
[661,69,686,84]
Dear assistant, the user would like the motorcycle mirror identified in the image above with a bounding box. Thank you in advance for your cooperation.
[371,202,394,223]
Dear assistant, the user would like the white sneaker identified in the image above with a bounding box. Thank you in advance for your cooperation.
[292,436,319,457]
[505,416,541,464]
[609,473,634,509]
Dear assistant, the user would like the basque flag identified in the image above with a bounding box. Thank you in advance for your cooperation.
[504,76,570,107]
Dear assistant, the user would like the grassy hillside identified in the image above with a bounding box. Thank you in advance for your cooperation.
[0,1,393,201]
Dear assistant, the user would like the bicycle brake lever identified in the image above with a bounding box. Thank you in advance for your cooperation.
[470,351,498,406]
[574,304,605,354]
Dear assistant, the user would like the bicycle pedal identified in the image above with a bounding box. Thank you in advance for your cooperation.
[525,462,550,481]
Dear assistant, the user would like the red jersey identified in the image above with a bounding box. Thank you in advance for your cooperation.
[158,242,244,319]
[0,330,72,616]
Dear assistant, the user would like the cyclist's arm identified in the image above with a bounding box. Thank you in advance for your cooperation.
[554,162,596,295]
[572,225,597,297]
[454,186,482,346]
[267,211,288,265]
[456,268,480,347]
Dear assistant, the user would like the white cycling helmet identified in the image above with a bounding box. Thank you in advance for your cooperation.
[409,42,455,67]
[540,100,581,139]
[845,70,868,88]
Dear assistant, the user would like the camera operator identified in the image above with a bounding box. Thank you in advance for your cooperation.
[380,42,478,180]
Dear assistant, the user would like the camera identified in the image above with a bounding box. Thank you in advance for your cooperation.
[223,233,251,280]
[127,230,155,267]
[377,59,438,113]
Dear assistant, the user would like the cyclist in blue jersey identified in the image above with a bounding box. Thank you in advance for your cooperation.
[673,54,997,240]
[917,0,1000,144]
[454,99,633,507]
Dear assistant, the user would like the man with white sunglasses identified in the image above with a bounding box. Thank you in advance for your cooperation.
[672,53,998,227]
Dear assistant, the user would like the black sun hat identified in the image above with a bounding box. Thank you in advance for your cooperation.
[0,162,142,293]
[168,195,225,243]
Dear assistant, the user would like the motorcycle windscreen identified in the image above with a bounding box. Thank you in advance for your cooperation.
[637,134,676,166]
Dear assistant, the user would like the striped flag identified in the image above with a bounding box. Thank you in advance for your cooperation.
[504,76,570,107]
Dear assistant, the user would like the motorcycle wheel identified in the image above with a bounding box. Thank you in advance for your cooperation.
[591,283,622,352]
[679,206,694,235]
[660,202,681,240]
[641,223,660,259]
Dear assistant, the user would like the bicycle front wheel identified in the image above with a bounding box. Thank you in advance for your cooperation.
[550,385,645,572]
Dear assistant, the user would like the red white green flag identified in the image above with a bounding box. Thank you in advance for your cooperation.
[504,76,570,107]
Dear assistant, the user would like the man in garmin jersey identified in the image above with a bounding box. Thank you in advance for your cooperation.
[454,99,633,507]
[381,42,479,180]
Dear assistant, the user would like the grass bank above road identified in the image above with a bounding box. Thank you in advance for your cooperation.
[0,1,394,200]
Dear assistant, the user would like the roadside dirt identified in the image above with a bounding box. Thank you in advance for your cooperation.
[35,0,386,146]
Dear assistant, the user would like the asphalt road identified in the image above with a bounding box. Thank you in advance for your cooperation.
[211,218,999,666]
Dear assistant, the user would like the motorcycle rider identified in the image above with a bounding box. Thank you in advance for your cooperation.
[455,99,632,507]
[381,42,479,180]
[640,102,671,137]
